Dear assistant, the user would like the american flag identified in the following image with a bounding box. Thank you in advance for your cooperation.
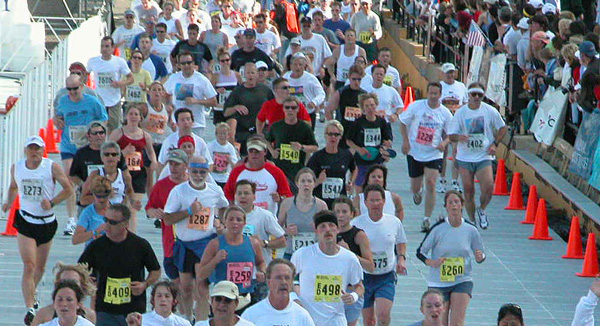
[465,20,487,47]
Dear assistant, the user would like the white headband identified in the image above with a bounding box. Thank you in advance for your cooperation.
[468,88,485,94]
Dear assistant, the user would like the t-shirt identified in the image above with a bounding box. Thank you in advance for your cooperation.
[284,34,332,73]
[267,120,318,181]
[194,316,255,326]
[315,28,340,47]
[225,163,293,215]
[152,38,177,73]
[126,69,153,103]
[164,71,218,129]
[244,206,286,265]
[361,83,403,120]
[78,204,106,246]
[255,30,282,55]
[365,65,401,89]
[231,47,275,71]
[241,297,315,326]
[164,181,229,241]
[170,40,213,71]
[351,213,407,275]
[257,99,312,129]
[112,25,145,60]
[87,55,132,106]
[69,145,127,182]
[323,19,351,43]
[291,244,362,326]
[157,132,213,165]
[399,99,453,162]
[306,148,355,208]
[448,103,506,162]
[282,71,326,113]
[40,316,95,326]
[56,94,108,155]
[440,80,468,112]
[141,54,168,81]
[349,11,381,44]
[145,176,181,258]
[207,139,239,183]
[78,232,160,314]
[142,310,192,326]
[223,84,274,142]
[347,116,392,165]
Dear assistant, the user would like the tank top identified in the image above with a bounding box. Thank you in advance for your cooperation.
[99,168,126,204]
[336,44,360,82]
[359,190,396,217]
[337,226,363,257]
[15,158,55,223]
[117,129,147,172]
[204,30,226,59]
[215,72,238,109]
[143,103,170,143]
[210,235,256,294]
[285,196,319,254]
[338,85,366,127]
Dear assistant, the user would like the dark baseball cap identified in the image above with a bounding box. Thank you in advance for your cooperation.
[300,17,312,24]
[243,28,256,37]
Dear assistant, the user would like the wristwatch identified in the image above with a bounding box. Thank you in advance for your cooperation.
[262,240,270,248]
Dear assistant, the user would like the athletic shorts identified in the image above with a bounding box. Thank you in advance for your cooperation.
[355,164,373,187]
[363,271,397,308]
[163,256,179,280]
[129,170,147,194]
[429,281,473,302]
[60,151,75,160]
[14,210,57,246]
[456,159,492,173]
[407,155,443,178]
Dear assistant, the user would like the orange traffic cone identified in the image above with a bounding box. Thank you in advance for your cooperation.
[562,216,584,259]
[39,128,48,158]
[493,159,509,195]
[45,119,59,154]
[403,86,414,111]
[505,172,525,210]
[56,129,62,143]
[113,47,121,57]
[2,196,20,236]
[528,199,553,240]
[520,185,538,224]
[576,233,599,277]
[86,74,95,89]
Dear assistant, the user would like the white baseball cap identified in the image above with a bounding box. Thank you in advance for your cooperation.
[441,63,456,73]
[255,61,269,70]
[24,135,45,147]
[517,17,530,29]
[528,0,543,9]
[542,3,557,14]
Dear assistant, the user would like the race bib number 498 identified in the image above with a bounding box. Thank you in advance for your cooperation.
[314,275,343,302]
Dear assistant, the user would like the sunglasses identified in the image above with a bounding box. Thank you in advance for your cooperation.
[156,30,166,33]
[214,296,234,303]
[470,93,484,98]
[89,130,106,136]
[351,77,362,81]
[103,152,119,157]
[132,56,143,60]
[220,58,230,62]
[326,132,342,137]
[180,61,194,65]
[104,216,126,225]
[279,85,290,90]
[190,169,208,175]
[283,105,298,110]
[66,86,80,91]
[93,192,110,199]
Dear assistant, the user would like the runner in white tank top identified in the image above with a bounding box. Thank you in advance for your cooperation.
[324,29,367,89]
[98,167,126,204]
[15,158,57,223]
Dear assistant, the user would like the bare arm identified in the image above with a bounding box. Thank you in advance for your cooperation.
[355,230,375,272]
[195,239,221,280]
[392,192,404,221]
[325,90,340,120]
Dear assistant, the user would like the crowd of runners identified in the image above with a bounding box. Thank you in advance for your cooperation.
[2,0,600,325]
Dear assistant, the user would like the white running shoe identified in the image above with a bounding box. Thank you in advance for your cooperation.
[421,218,431,233]
[477,207,489,229]
[436,179,447,193]
[63,217,76,236]
[451,179,462,192]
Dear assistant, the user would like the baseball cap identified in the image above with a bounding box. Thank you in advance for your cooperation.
[247,138,267,151]
[300,17,312,24]
[441,63,456,73]
[124,9,135,17]
[579,41,598,57]
[528,0,543,9]
[255,61,268,70]
[290,37,302,46]
[167,149,189,164]
[25,135,45,147]
[210,281,250,310]
[531,31,550,44]
[87,121,107,132]
[243,28,256,37]
[69,62,87,73]
[361,0,372,4]
[517,17,530,29]
[542,3,557,15]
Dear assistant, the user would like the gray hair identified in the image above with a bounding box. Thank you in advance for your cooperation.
[100,141,121,156]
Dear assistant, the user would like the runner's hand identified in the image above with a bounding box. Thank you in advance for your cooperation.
[235,105,250,115]
[341,290,357,305]
[41,199,52,211]
[147,208,165,220]
[126,312,142,326]
[184,97,197,106]
[2,203,8,213]
[396,258,407,275]
[427,258,446,268]
[290,142,302,151]
[591,278,600,296]
[270,192,282,203]
[487,143,497,155]
[190,198,203,214]
[130,281,147,296]
[317,169,327,184]
[215,249,228,263]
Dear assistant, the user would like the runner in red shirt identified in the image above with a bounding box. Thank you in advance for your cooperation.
[256,77,311,135]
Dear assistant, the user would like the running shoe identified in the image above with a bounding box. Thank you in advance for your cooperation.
[477,207,489,229]
[154,219,162,229]
[413,189,422,205]
[33,292,39,309]
[24,308,35,326]
[63,217,76,236]
[436,179,446,193]
[421,218,430,232]
[319,109,326,123]
[451,179,462,192]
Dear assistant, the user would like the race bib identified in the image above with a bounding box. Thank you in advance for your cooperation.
[104,277,131,305]
[217,90,232,105]
[440,257,465,282]
[279,144,300,164]
[125,152,143,171]
[364,128,381,147]
[146,114,167,134]
[227,262,253,288]
[293,232,316,251]
[314,275,343,302]
[213,63,222,73]
[467,134,486,151]
[86,164,103,177]
[213,152,230,173]
[22,179,43,202]
[126,85,143,102]
[341,69,349,80]
[359,31,372,44]
[383,75,394,86]
[322,178,343,199]
[188,207,211,231]
[416,125,435,146]
[373,251,389,273]
[69,125,89,148]
[242,224,256,236]
[255,201,269,210]
[344,106,362,121]
[97,72,114,88]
